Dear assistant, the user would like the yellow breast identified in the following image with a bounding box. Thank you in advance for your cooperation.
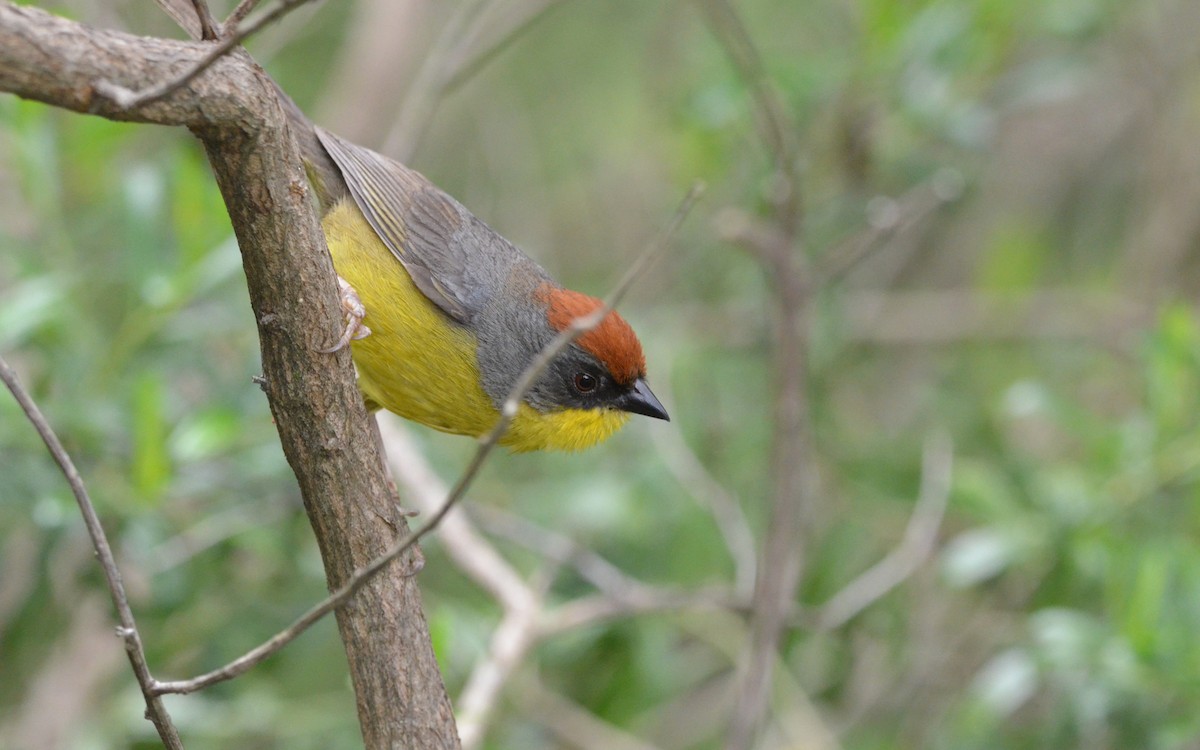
[322,202,628,452]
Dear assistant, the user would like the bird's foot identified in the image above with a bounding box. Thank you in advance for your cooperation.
[321,276,372,353]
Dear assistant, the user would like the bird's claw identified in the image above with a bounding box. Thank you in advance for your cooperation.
[321,276,371,353]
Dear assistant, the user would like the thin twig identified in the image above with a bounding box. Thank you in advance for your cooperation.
[150,0,204,40]
[541,586,738,637]
[383,0,482,159]
[381,415,728,749]
[648,374,757,599]
[381,414,738,748]
[697,0,791,167]
[698,0,800,233]
[94,0,320,110]
[190,0,221,40]
[701,3,812,747]
[470,504,668,602]
[381,417,534,611]
[515,672,665,750]
[151,512,417,694]
[720,176,812,750]
[457,594,544,750]
[0,356,184,749]
[153,183,702,697]
[384,0,572,158]
[223,0,263,30]
[441,0,571,94]
[815,170,964,286]
[379,420,555,750]
[816,433,953,630]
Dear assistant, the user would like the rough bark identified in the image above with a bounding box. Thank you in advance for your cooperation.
[0,4,460,747]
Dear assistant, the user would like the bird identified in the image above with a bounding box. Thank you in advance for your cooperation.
[280,95,669,452]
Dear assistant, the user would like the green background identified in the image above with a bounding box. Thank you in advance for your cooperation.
[4,0,1200,747]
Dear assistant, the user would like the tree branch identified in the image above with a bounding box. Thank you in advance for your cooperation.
[383,0,573,158]
[648,375,757,599]
[0,5,458,748]
[700,3,813,747]
[0,357,183,748]
[816,433,953,630]
[94,0,321,110]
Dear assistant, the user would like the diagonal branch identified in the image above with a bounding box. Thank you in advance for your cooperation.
[515,672,664,750]
[94,0,320,110]
[384,0,574,158]
[224,0,263,31]
[648,374,757,598]
[382,418,534,611]
[816,433,953,631]
[379,418,543,750]
[189,0,221,40]
[470,505,662,600]
[0,357,183,750]
[441,0,572,94]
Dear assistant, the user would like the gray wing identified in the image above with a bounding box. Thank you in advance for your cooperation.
[315,127,484,323]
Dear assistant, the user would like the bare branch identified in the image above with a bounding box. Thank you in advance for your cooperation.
[470,505,663,601]
[379,419,545,750]
[457,599,544,750]
[383,0,481,159]
[94,0,320,111]
[441,0,571,94]
[698,0,800,232]
[723,175,811,750]
[816,433,953,630]
[224,0,263,30]
[149,533,414,696]
[380,417,534,611]
[815,171,964,286]
[648,375,757,599]
[700,3,813,747]
[384,0,573,158]
[190,0,221,40]
[0,357,183,749]
[383,422,740,748]
[380,419,731,749]
[152,0,204,40]
[0,3,261,125]
[541,586,738,637]
[515,673,664,750]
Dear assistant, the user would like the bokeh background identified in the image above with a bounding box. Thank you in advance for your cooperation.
[4,0,1200,747]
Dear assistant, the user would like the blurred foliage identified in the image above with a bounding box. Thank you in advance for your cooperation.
[4,0,1200,748]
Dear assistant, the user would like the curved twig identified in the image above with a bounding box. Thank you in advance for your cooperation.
[0,357,183,749]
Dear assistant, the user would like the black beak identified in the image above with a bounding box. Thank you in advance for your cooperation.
[619,378,670,421]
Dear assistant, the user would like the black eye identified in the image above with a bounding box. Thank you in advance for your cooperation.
[573,372,598,393]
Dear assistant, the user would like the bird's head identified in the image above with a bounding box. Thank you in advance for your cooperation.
[494,285,667,452]
[526,285,669,424]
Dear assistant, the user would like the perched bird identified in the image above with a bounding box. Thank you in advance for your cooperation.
[282,97,668,452]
